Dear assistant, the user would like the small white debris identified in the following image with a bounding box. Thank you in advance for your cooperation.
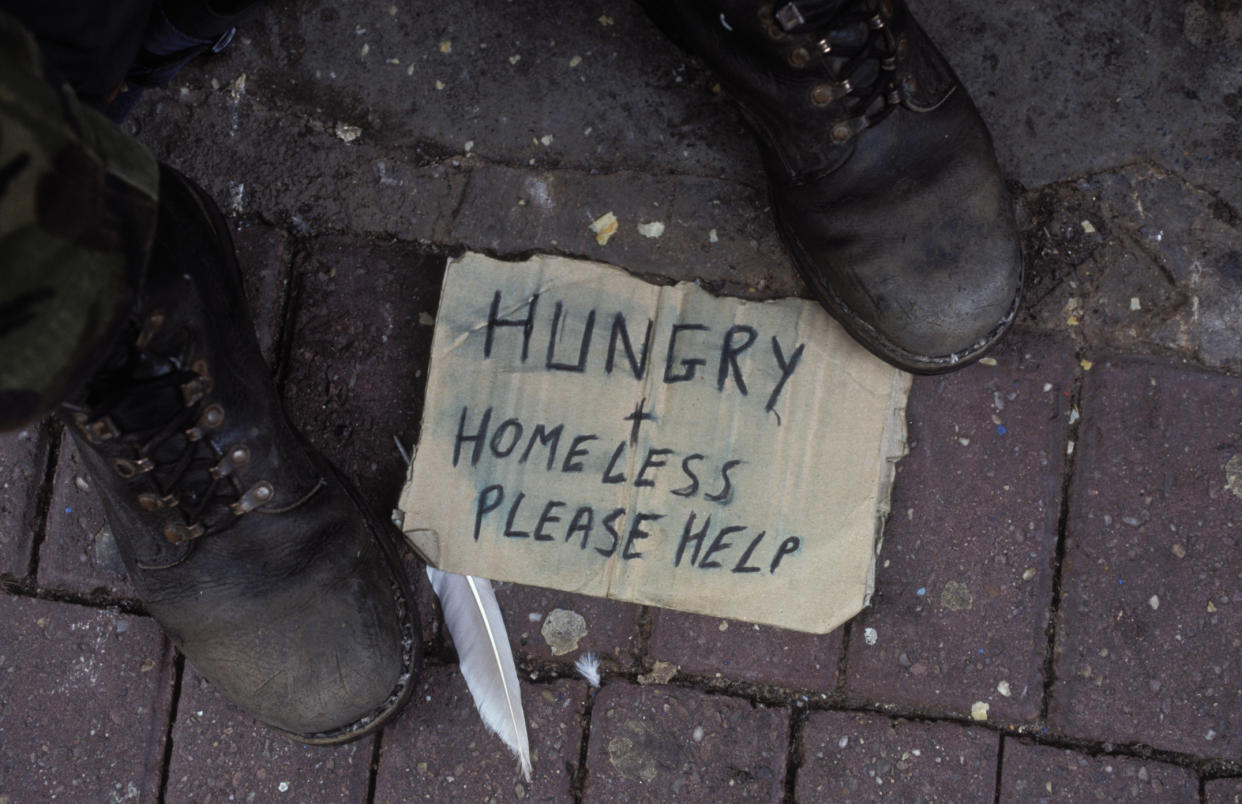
[1081,220,1096,233]
[277,782,289,793]
[434,79,445,90]
[569,55,582,67]
[838,736,849,748]
[1130,297,1142,311]
[978,357,998,366]
[693,726,705,742]
[509,54,521,65]
[589,211,619,245]
[574,651,601,687]
[1148,595,1160,611]
[464,140,474,152]
[719,13,733,30]
[958,437,971,447]
[863,627,878,646]
[334,122,362,142]
[74,476,90,492]
[1022,567,1037,582]
[1068,407,1080,425]
[708,228,719,243]
[997,680,1011,697]
[540,134,554,146]
[598,15,614,25]
[970,701,989,721]
[637,221,665,238]
[360,43,370,58]
[439,40,452,54]
[1043,382,1053,392]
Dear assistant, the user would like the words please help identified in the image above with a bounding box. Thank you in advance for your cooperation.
[400,253,911,633]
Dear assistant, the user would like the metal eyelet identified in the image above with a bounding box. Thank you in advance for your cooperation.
[209,444,250,480]
[789,46,811,67]
[231,481,275,515]
[113,456,154,478]
[774,2,805,31]
[868,14,885,29]
[164,521,204,543]
[75,412,119,444]
[135,311,165,350]
[816,36,832,55]
[138,492,178,511]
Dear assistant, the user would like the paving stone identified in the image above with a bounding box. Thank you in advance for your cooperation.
[374,665,586,802]
[1050,357,1242,758]
[40,437,136,599]
[583,681,788,802]
[282,235,445,515]
[1207,778,1242,804]
[164,665,373,802]
[230,220,290,366]
[797,710,998,802]
[0,594,174,800]
[497,583,641,670]
[999,739,1198,801]
[0,425,46,579]
[648,609,841,692]
[844,330,1075,723]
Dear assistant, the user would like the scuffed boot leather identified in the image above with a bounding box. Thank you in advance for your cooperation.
[57,164,419,743]
[640,0,1022,373]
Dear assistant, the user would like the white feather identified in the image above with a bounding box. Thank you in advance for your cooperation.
[574,652,601,687]
[426,567,531,781]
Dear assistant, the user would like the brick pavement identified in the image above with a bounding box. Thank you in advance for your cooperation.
[4,0,1242,800]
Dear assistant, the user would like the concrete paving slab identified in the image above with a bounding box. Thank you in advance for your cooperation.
[0,426,46,579]
[1207,778,1242,804]
[1050,357,1242,758]
[165,666,373,803]
[648,609,841,692]
[0,595,173,800]
[583,681,788,802]
[40,438,136,600]
[797,710,998,802]
[844,330,1075,723]
[496,583,642,670]
[374,665,586,802]
[917,0,1242,208]
[998,738,1198,802]
[1019,163,1242,375]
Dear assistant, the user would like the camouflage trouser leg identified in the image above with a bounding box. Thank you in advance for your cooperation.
[0,12,159,430]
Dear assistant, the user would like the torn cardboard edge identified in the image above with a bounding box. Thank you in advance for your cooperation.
[400,251,911,634]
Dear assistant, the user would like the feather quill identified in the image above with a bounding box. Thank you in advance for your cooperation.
[426,566,531,781]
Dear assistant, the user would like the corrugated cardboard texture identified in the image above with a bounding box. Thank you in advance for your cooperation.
[400,253,910,633]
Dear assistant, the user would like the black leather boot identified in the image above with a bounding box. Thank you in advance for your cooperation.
[57,164,420,743]
[640,0,1022,373]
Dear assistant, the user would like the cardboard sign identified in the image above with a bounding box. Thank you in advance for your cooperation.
[400,253,910,633]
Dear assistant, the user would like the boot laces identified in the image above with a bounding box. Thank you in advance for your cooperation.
[773,0,901,141]
[67,313,307,546]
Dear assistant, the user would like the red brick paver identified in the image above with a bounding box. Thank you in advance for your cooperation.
[374,665,587,802]
[845,331,1075,723]
[39,438,136,599]
[797,710,998,802]
[0,595,174,800]
[497,583,642,670]
[999,739,1198,801]
[0,426,45,578]
[1050,358,1242,758]
[164,666,374,803]
[648,609,841,691]
[583,681,788,802]
[1206,778,1242,803]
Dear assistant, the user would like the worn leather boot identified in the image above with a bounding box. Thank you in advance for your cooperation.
[57,164,420,743]
[640,0,1022,373]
